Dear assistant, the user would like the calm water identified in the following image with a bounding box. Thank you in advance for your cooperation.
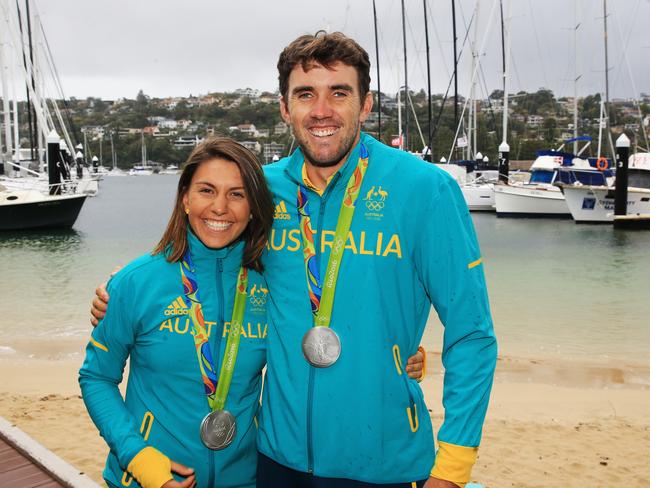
[1,176,649,363]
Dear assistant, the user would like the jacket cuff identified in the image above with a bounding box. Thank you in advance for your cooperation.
[127,446,173,488]
[430,441,478,487]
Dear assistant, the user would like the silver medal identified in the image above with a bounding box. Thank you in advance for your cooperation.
[200,410,236,450]
[302,326,341,367]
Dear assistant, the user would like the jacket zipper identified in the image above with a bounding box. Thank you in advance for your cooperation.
[207,258,225,488]
[306,174,340,474]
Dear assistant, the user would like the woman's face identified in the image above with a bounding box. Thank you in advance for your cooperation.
[182,158,251,249]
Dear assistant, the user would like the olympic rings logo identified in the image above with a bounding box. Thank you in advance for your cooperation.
[249,297,267,307]
[365,201,385,211]
[333,238,344,253]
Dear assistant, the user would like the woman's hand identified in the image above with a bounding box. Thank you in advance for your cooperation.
[90,266,121,326]
[161,461,197,488]
[405,346,426,381]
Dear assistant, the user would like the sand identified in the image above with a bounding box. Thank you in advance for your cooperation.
[1,347,649,487]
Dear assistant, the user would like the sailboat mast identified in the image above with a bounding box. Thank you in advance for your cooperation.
[401,0,408,151]
[110,132,116,170]
[451,0,459,139]
[397,87,403,149]
[602,0,615,159]
[15,0,35,162]
[469,2,480,160]
[573,1,580,155]
[423,0,432,159]
[372,0,382,141]
[25,0,37,161]
[500,0,510,146]
[0,40,13,163]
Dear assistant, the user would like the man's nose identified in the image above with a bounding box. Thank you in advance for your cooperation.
[310,95,334,119]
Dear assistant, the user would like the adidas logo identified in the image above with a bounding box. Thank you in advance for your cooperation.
[274,201,291,220]
[164,296,190,316]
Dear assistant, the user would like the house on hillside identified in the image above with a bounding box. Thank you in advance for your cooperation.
[240,141,261,153]
[263,142,285,163]
[274,122,289,135]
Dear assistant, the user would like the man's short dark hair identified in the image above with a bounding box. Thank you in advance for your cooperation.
[277,32,371,102]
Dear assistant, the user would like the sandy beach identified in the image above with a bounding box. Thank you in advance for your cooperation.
[1,347,649,487]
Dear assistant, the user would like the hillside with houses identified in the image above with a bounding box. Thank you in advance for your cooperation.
[11,87,648,168]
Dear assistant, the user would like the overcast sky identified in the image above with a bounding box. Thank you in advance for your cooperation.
[3,0,650,101]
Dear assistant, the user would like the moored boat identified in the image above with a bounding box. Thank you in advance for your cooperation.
[562,153,650,223]
[494,149,609,218]
[0,184,87,231]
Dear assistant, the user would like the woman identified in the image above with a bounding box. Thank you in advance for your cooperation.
[81,137,425,488]
[80,138,274,488]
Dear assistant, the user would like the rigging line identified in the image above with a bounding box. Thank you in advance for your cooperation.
[379,13,405,92]
[609,0,641,95]
[478,62,501,142]
[14,0,36,160]
[611,0,649,150]
[373,0,381,140]
[406,89,426,150]
[527,0,550,89]
[446,0,499,162]
[427,0,451,80]
[509,52,524,98]
[36,14,79,142]
[428,7,477,145]
[35,17,79,147]
[405,8,433,94]
[377,0,405,91]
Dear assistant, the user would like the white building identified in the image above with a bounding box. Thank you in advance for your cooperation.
[274,122,289,135]
[263,142,285,163]
[240,141,261,153]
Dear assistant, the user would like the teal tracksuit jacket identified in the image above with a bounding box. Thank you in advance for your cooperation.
[79,232,267,488]
[258,133,497,483]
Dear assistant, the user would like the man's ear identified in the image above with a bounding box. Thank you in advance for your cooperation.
[359,91,374,124]
[280,96,291,125]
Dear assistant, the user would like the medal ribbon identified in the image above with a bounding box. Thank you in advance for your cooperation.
[180,249,248,412]
[296,143,369,328]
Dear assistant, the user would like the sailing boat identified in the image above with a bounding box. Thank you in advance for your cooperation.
[129,132,154,175]
[1,131,87,231]
[561,0,650,223]
[0,1,87,230]
[493,0,605,218]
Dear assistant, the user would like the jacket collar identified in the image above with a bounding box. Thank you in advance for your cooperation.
[284,132,371,194]
[186,227,244,272]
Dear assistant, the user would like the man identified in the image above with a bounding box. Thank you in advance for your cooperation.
[93,32,496,488]
[257,32,495,488]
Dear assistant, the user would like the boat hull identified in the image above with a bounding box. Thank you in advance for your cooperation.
[563,185,650,223]
[494,184,571,218]
[462,184,495,211]
[0,193,87,230]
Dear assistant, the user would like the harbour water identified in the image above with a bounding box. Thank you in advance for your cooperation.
[1,175,649,364]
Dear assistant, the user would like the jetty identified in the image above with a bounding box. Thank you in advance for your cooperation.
[0,416,99,488]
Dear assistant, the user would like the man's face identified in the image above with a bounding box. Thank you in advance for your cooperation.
[280,61,373,168]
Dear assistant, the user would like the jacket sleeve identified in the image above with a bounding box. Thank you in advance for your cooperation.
[414,173,497,486]
[78,275,148,470]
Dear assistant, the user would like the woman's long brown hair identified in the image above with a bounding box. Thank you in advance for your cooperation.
[152,137,274,272]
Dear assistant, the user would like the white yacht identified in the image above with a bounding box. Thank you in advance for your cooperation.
[435,163,498,212]
[562,153,650,223]
[494,149,608,218]
[128,164,154,176]
[160,164,181,175]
